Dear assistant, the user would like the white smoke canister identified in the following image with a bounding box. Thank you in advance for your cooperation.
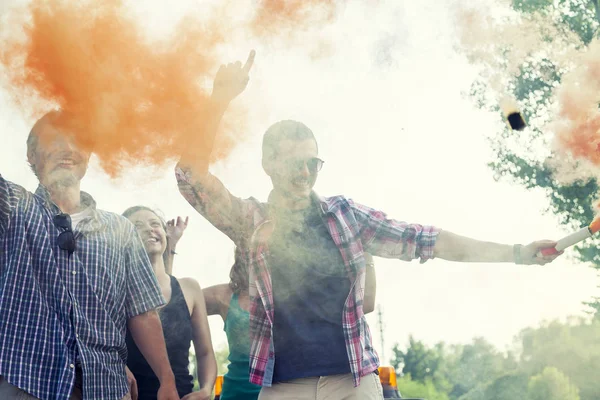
[540,217,600,256]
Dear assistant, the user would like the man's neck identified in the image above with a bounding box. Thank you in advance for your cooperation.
[48,183,82,214]
[269,189,311,211]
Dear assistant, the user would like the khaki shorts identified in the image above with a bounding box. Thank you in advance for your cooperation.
[258,372,383,400]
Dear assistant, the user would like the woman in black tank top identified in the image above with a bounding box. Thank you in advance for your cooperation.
[123,207,217,400]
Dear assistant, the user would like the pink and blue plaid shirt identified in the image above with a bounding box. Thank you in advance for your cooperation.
[176,165,440,387]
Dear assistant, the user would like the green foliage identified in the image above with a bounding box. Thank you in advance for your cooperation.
[469,0,600,312]
[517,319,600,400]
[397,374,450,400]
[214,344,230,376]
[391,336,452,394]
[391,319,600,400]
[482,373,529,400]
[446,338,514,399]
[527,367,580,400]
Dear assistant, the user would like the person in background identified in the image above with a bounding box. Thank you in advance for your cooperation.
[123,207,217,400]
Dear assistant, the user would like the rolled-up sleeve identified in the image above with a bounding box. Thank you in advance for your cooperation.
[175,164,256,244]
[350,200,440,263]
[123,225,165,318]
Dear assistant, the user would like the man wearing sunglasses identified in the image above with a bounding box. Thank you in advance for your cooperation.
[176,51,561,399]
[0,112,180,400]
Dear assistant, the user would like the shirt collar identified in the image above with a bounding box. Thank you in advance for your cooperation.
[266,190,331,216]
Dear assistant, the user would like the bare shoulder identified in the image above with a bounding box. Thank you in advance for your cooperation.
[178,277,202,293]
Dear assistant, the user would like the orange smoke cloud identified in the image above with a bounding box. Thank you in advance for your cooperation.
[250,0,342,37]
[0,0,347,177]
[550,40,600,167]
[0,0,229,176]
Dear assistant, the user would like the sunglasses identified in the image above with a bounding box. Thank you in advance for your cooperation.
[53,213,76,254]
[283,157,325,174]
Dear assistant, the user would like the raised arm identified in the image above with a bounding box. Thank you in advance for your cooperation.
[181,278,217,400]
[176,51,255,244]
[165,216,189,275]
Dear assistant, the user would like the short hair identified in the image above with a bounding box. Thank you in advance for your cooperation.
[27,112,61,175]
[262,120,318,162]
[27,111,61,156]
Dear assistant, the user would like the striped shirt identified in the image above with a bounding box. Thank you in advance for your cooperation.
[175,165,440,387]
[0,175,165,400]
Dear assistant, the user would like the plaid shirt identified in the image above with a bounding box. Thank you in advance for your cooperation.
[0,175,165,400]
[176,165,439,387]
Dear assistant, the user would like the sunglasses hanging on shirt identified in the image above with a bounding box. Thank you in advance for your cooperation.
[53,213,76,254]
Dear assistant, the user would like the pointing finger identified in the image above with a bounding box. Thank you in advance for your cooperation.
[243,49,256,74]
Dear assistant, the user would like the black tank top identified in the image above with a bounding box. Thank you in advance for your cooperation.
[126,276,194,399]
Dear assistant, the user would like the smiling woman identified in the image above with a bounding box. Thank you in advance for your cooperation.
[122,206,217,400]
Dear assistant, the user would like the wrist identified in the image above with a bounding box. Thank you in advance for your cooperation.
[157,370,176,386]
[513,244,523,265]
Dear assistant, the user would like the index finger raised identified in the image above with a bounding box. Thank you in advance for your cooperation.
[243,50,256,74]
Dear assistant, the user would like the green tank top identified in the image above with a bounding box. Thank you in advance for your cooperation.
[221,293,262,400]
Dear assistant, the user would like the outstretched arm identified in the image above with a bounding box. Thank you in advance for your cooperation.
[433,230,560,265]
[351,200,560,266]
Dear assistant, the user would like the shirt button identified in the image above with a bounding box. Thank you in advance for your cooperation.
[72,271,77,275]
[69,364,75,369]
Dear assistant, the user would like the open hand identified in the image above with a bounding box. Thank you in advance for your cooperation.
[166,216,189,247]
[212,50,255,105]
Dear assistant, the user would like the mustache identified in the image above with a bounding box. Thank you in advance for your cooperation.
[51,151,86,163]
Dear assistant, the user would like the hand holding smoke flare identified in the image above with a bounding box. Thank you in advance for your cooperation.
[539,218,600,256]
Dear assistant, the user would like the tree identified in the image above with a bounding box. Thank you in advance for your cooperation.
[517,318,600,400]
[465,0,600,314]
[446,338,513,399]
[482,373,529,400]
[527,367,580,400]
[391,336,452,394]
[397,374,450,400]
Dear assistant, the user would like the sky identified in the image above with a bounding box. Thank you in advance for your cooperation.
[0,0,598,364]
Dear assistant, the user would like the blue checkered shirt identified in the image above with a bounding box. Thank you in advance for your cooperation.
[0,175,165,400]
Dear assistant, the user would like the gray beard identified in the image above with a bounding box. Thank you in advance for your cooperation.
[46,173,78,191]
